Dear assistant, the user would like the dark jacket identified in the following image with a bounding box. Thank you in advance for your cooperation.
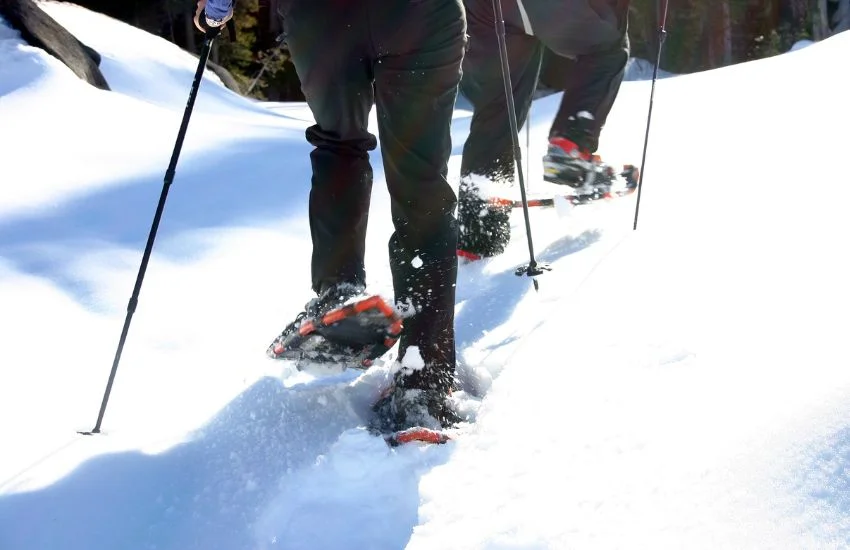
[466,0,627,56]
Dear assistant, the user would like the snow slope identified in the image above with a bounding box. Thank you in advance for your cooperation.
[2,3,850,549]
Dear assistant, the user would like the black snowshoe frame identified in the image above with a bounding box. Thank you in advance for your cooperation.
[267,295,403,368]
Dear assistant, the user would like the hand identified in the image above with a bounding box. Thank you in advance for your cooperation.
[194,0,234,33]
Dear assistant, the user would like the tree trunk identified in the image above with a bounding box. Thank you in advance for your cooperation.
[721,0,732,65]
[184,1,196,52]
[706,1,726,68]
[164,0,176,44]
[813,0,830,38]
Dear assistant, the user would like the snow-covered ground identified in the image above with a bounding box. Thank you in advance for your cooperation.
[2,3,849,549]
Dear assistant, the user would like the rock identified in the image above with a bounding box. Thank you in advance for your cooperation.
[0,0,109,90]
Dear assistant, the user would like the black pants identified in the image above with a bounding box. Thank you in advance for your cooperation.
[460,0,629,180]
[283,0,466,388]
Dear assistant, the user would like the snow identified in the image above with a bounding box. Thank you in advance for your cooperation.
[2,3,850,549]
[791,39,815,51]
[624,57,677,81]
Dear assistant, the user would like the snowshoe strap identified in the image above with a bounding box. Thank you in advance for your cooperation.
[386,427,452,446]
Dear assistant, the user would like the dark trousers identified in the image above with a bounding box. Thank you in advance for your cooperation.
[283,0,466,388]
[460,0,629,180]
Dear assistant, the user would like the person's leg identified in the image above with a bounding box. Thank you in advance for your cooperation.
[531,0,629,186]
[283,0,376,295]
[457,0,543,257]
[548,42,628,152]
[532,0,630,152]
[371,0,466,393]
[460,0,543,181]
[540,45,627,188]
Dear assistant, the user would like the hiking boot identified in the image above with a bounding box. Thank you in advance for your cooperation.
[370,365,461,433]
[371,384,461,433]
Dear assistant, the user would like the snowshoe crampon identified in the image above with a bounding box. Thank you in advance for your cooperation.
[267,295,402,369]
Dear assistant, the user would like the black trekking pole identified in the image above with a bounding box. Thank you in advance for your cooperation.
[632,0,669,230]
[80,27,221,435]
[525,110,531,192]
[492,0,551,290]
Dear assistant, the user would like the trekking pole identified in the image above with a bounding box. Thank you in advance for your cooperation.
[525,110,531,192]
[80,27,221,435]
[632,0,669,230]
[492,0,551,290]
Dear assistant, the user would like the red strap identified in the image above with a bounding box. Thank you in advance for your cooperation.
[392,427,451,445]
[550,137,591,160]
[457,249,482,261]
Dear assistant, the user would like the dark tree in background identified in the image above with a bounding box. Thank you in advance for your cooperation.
[642,0,844,73]
[66,0,302,100]
[61,0,847,99]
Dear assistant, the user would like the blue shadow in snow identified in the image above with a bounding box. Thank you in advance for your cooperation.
[0,135,313,299]
[793,424,850,537]
[454,229,602,361]
[0,375,449,550]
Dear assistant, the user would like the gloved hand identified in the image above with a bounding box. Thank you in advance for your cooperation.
[193,0,234,33]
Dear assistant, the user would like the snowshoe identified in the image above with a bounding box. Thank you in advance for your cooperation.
[543,136,639,200]
[484,163,639,210]
[267,288,403,369]
[543,136,599,187]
